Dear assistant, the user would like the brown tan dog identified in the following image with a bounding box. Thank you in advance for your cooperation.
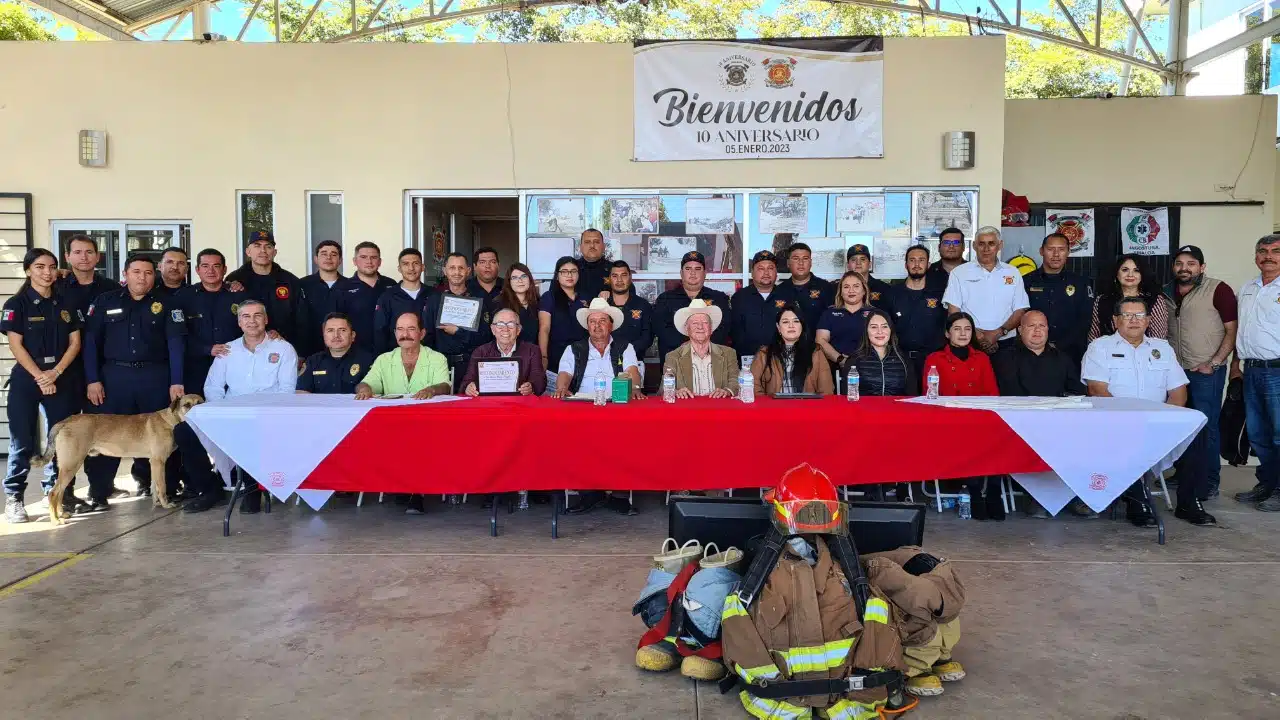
[36,394,205,525]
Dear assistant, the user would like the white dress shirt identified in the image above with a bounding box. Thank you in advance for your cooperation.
[204,336,299,400]
[558,340,639,386]
[941,260,1030,339]
[1082,333,1187,403]
[1236,274,1280,361]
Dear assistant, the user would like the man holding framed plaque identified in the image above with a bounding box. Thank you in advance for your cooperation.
[423,252,491,392]
[460,308,546,397]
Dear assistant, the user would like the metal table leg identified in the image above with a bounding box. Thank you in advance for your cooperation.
[490,494,500,537]
[1141,481,1166,545]
[222,469,246,538]
[551,491,560,539]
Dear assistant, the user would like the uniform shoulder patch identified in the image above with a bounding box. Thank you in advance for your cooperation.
[268,353,280,364]
[2,309,13,322]
[171,309,184,323]
[1003,276,1014,285]
[809,289,820,299]
[231,303,240,315]
[926,298,938,308]
[631,309,642,320]
[60,309,70,323]
[275,285,290,300]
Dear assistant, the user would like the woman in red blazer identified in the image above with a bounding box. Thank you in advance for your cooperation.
[922,312,999,397]
[924,312,1003,520]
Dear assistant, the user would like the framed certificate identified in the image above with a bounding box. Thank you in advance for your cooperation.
[477,359,521,396]
[437,295,483,331]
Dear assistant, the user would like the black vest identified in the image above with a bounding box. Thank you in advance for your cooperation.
[569,339,627,394]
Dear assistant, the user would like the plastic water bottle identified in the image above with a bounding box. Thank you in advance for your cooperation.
[846,365,860,402]
[594,369,608,406]
[663,367,677,403]
[958,491,972,520]
[517,490,529,510]
[926,365,940,400]
[739,358,755,404]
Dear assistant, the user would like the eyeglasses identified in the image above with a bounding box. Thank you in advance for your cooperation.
[1119,312,1148,320]
[510,274,530,282]
[940,239,963,246]
[558,269,579,276]
[492,321,519,329]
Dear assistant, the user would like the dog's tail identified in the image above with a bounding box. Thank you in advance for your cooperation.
[29,420,63,469]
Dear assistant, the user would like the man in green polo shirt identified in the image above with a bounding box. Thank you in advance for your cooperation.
[355,312,450,400]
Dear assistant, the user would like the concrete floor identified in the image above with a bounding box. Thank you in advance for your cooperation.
[2,467,1278,720]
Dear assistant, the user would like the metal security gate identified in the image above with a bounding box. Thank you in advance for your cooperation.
[0,194,35,455]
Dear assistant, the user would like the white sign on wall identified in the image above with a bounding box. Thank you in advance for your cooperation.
[633,38,884,162]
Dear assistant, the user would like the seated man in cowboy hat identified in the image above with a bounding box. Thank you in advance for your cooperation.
[555,298,645,516]
[663,299,738,399]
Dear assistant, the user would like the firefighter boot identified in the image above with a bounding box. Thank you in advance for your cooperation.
[635,641,678,672]
[904,674,944,697]
[932,660,966,682]
[680,654,726,681]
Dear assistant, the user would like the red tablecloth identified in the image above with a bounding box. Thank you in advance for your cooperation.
[300,396,1051,493]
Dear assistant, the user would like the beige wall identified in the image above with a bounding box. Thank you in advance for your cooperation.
[1004,96,1276,290]
[0,37,1006,277]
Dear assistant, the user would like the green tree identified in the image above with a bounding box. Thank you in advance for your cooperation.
[245,0,456,42]
[0,1,58,40]
[466,0,761,43]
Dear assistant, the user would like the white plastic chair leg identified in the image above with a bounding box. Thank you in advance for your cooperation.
[378,493,384,503]
[935,480,943,513]
[357,492,364,507]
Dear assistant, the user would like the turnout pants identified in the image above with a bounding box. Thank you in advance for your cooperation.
[84,364,178,501]
[4,368,77,498]
[902,619,961,678]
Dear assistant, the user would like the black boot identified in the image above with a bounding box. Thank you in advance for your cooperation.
[1125,497,1157,527]
[985,491,1006,522]
[239,489,262,514]
[1174,499,1216,526]
[566,491,607,514]
[183,492,222,514]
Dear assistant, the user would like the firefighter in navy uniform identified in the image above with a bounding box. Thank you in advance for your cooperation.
[776,242,835,332]
[1022,232,1093,364]
[174,249,247,395]
[373,248,434,354]
[730,250,794,364]
[82,255,186,510]
[296,240,345,358]
[297,313,373,395]
[332,241,397,355]
[653,251,732,365]
[847,244,895,314]
[2,249,83,524]
[153,247,191,298]
[604,261,654,363]
[889,244,949,368]
[226,230,302,346]
[423,252,491,392]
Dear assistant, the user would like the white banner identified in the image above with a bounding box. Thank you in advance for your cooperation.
[1120,207,1171,256]
[633,38,884,161]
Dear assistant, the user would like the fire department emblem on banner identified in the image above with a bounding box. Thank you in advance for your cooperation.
[270,472,285,487]
[1120,207,1170,256]
[718,55,752,91]
[762,56,797,88]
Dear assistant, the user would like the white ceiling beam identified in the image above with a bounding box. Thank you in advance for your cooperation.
[22,0,138,40]
[1182,15,1280,69]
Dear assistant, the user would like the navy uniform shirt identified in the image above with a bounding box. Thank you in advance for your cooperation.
[575,258,611,301]
[297,348,374,395]
[925,261,953,293]
[466,277,505,306]
[424,288,492,358]
[730,284,795,360]
[653,286,732,363]
[489,298,539,346]
[174,283,248,389]
[817,305,874,357]
[1,287,80,371]
[84,288,186,385]
[374,284,435,355]
[866,275,895,315]
[225,263,302,347]
[537,290,588,370]
[56,273,119,320]
[153,281,189,299]
[776,275,834,330]
[887,282,947,357]
[607,291,655,360]
[296,272,344,358]
[333,274,398,355]
[1023,268,1094,362]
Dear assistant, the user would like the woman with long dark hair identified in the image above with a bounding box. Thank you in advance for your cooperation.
[495,262,539,345]
[1089,254,1173,341]
[538,256,588,395]
[2,248,83,523]
[750,303,834,396]
[844,308,918,396]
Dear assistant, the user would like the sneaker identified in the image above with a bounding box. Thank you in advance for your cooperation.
[566,491,607,515]
[238,491,261,514]
[1174,500,1217,526]
[606,495,638,516]
[904,674,944,697]
[80,498,110,513]
[405,495,425,515]
[1235,484,1273,503]
[931,660,966,682]
[1258,495,1280,513]
[1068,498,1099,519]
[182,492,222,514]
[1125,500,1157,528]
[5,497,29,524]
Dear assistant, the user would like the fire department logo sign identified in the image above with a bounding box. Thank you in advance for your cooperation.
[718,55,752,91]
[269,471,286,488]
[1089,473,1107,491]
[1124,212,1162,248]
[762,56,797,89]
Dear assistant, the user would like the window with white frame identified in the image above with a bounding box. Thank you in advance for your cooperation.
[50,220,192,281]
[237,191,275,257]
[306,191,345,273]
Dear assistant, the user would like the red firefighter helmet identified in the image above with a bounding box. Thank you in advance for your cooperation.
[762,463,848,535]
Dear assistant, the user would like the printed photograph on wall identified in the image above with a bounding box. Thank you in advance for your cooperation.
[1045,208,1095,257]
[872,237,913,280]
[643,236,698,272]
[536,198,586,236]
[685,198,737,235]
[607,197,660,234]
[915,191,974,237]
[526,236,577,274]
[804,237,848,277]
[632,280,660,306]
[882,193,913,236]
[758,194,809,234]
[834,195,885,234]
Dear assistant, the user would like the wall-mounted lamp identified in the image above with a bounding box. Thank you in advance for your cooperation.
[79,130,107,168]
[943,131,975,170]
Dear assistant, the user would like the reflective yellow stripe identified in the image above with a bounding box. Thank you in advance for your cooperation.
[735,662,782,684]
[823,698,882,720]
[863,598,890,625]
[739,690,812,720]
[777,638,854,674]
[723,592,750,620]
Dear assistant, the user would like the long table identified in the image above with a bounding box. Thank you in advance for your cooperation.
[185,394,1205,540]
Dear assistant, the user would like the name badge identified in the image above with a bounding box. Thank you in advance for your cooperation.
[311,370,327,376]
[43,356,55,364]
[1111,353,1125,358]
[106,308,123,315]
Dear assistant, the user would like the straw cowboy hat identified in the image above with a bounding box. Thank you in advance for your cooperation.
[576,297,625,329]
[674,299,723,336]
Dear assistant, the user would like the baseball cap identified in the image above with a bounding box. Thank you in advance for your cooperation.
[1174,245,1204,264]
[750,250,778,268]
[846,244,871,261]
[681,251,706,268]
[248,230,276,246]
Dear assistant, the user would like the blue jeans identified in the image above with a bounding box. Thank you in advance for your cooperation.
[1244,365,1280,491]
[1185,366,1227,490]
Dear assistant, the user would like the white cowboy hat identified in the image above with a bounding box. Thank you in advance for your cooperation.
[576,297,625,330]
[674,299,723,336]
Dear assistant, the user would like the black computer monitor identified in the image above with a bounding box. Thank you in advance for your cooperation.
[668,496,926,556]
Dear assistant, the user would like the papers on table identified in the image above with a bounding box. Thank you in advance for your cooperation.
[902,396,1093,411]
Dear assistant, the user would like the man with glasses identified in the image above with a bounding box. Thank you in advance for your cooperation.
[460,308,545,397]
[1083,296,1214,527]
[1023,233,1094,365]
[928,227,967,290]
[605,261,654,367]
[653,251,732,365]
